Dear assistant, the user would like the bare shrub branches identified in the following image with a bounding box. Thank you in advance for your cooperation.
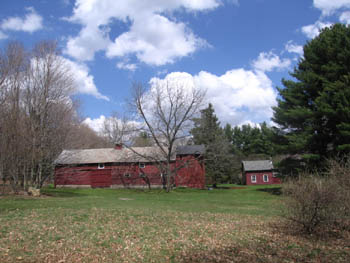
[282,157,350,235]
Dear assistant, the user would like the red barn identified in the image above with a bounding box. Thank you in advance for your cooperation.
[54,144,205,189]
[242,160,281,185]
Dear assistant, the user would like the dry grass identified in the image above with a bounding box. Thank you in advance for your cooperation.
[0,186,349,262]
[0,207,349,262]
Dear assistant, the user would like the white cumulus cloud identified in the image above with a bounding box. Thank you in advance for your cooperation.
[65,26,111,62]
[285,41,304,56]
[150,70,277,126]
[313,0,350,15]
[116,61,137,71]
[62,58,109,101]
[83,115,107,132]
[301,20,333,39]
[64,0,221,64]
[252,51,291,72]
[1,7,43,33]
[340,11,350,23]
[106,14,206,66]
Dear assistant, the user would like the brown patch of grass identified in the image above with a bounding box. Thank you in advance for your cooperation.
[0,207,349,262]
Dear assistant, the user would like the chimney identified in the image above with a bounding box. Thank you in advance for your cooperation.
[115,142,123,150]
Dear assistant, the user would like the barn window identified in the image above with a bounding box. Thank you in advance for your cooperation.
[124,173,131,178]
[139,163,146,168]
[139,173,146,178]
[98,163,104,169]
[263,174,269,182]
[251,175,257,183]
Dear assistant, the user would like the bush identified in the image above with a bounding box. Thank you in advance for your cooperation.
[282,158,350,235]
[327,157,350,218]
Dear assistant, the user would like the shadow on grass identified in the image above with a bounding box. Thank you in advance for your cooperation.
[207,186,247,190]
[42,189,89,198]
[257,187,282,195]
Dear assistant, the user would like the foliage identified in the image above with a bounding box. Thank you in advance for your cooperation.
[224,122,281,181]
[273,24,350,167]
[191,103,234,185]
[224,122,277,157]
[282,157,350,235]
[275,156,305,177]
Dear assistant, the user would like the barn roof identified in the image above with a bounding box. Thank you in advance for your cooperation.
[55,146,174,165]
[55,145,204,165]
[176,145,205,155]
[242,160,273,172]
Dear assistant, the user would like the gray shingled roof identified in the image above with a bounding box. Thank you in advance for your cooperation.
[56,145,206,165]
[242,160,273,172]
[55,146,174,165]
[176,145,205,155]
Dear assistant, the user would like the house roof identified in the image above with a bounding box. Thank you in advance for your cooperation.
[55,145,204,165]
[242,160,273,172]
[176,145,205,155]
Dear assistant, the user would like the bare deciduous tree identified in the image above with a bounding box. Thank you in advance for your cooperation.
[22,41,77,188]
[0,42,28,191]
[101,112,133,144]
[0,41,87,192]
[129,81,205,192]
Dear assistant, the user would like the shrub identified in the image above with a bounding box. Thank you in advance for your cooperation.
[282,158,350,235]
[327,157,350,218]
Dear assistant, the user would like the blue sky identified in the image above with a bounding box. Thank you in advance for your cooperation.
[1,0,349,131]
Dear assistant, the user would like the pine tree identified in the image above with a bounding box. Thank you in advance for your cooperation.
[191,104,233,186]
[225,122,276,157]
[273,24,350,165]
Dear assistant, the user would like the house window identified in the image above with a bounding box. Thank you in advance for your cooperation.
[139,163,146,168]
[251,175,257,183]
[263,174,269,182]
[98,163,104,169]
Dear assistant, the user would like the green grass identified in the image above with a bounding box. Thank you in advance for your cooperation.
[0,185,282,217]
[0,185,349,263]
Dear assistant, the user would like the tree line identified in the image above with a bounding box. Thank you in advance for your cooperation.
[0,41,109,192]
[193,23,350,185]
[190,103,280,186]
[2,23,349,191]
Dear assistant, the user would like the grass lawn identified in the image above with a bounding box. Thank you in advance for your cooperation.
[0,185,349,262]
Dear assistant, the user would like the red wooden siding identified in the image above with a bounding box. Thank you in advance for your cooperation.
[55,156,205,189]
[245,171,281,185]
[110,163,163,187]
[175,155,205,188]
[55,166,93,186]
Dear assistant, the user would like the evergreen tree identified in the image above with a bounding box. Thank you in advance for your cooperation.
[225,122,276,157]
[273,24,350,166]
[224,122,279,183]
[191,104,233,186]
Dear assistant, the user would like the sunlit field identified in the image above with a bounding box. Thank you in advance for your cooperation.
[0,186,349,262]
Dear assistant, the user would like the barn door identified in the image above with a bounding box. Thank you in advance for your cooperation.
[90,168,112,188]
